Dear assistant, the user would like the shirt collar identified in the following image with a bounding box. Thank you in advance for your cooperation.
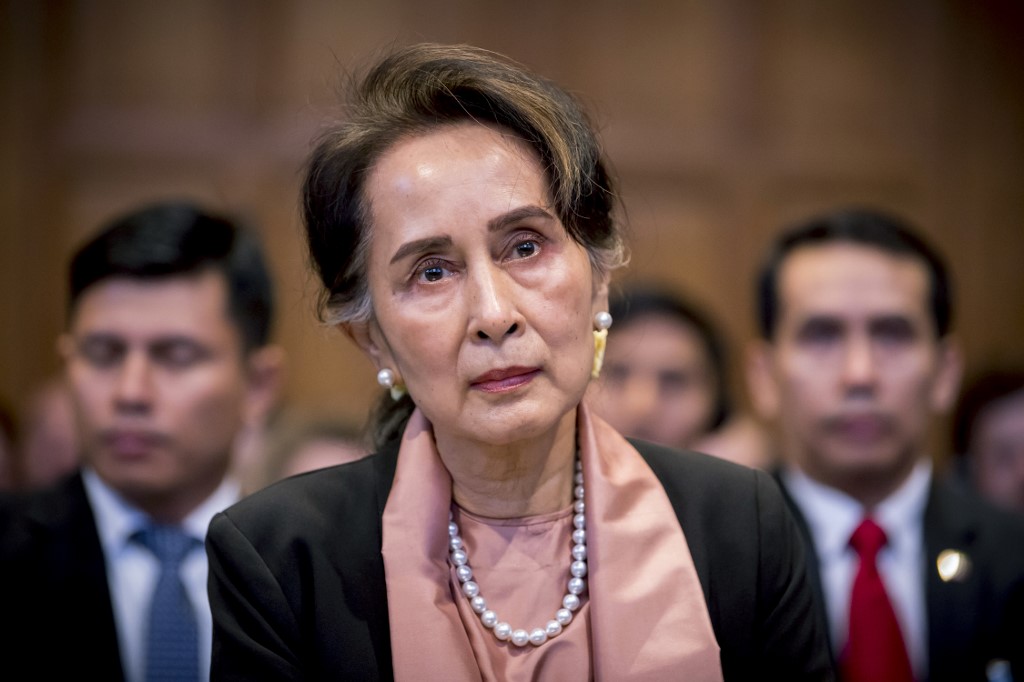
[82,467,241,555]
[782,459,932,559]
[782,466,863,562]
[873,459,931,555]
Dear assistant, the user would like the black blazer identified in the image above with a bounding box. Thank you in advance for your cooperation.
[0,472,126,681]
[777,473,1024,682]
[206,439,835,680]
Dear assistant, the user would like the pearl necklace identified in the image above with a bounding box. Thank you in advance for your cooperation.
[448,458,587,648]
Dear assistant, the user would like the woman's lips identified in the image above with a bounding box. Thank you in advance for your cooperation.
[470,367,540,393]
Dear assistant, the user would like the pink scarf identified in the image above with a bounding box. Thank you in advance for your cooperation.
[380,405,722,681]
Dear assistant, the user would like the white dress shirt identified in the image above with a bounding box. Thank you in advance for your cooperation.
[782,460,931,680]
[82,468,241,682]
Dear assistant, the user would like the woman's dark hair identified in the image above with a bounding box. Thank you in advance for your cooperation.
[755,207,952,340]
[608,285,732,432]
[302,43,626,449]
[68,201,274,352]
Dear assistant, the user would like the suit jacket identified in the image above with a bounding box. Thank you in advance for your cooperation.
[0,472,126,681]
[777,472,1024,682]
[206,439,835,680]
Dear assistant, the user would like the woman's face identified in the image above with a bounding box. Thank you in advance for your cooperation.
[354,123,608,447]
[589,314,718,449]
[969,389,1024,513]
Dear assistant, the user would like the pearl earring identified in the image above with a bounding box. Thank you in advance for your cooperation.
[376,368,407,401]
[592,311,612,379]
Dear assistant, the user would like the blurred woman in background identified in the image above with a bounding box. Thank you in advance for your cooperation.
[589,285,772,468]
[953,369,1024,514]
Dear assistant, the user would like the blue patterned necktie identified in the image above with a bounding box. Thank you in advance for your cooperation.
[132,524,201,682]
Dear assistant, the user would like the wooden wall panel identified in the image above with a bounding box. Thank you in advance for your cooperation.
[2,0,1022,456]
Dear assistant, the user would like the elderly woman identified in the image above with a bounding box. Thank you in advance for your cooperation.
[206,44,832,680]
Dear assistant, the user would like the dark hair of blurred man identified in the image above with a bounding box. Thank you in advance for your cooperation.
[747,208,1024,682]
[0,201,282,681]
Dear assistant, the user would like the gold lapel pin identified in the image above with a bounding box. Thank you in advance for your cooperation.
[936,549,971,583]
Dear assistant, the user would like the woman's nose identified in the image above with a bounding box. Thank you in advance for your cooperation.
[468,265,522,341]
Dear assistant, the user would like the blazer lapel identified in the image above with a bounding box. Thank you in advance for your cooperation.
[922,478,982,678]
[21,473,125,679]
[772,469,828,611]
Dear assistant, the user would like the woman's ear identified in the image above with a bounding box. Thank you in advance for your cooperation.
[592,271,611,319]
[342,319,393,370]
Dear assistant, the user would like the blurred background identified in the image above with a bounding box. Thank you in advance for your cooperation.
[2,0,1023,456]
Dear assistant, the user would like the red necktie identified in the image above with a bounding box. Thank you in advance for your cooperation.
[842,518,915,682]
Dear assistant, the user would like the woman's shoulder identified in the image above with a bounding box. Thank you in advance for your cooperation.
[217,446,398,548]
[628,438,790,553]
[630,438,769,500]
[629,439,833,678]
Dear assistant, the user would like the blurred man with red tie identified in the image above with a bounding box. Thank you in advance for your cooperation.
[747,208,1024,681]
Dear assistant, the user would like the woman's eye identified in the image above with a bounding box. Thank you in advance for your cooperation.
[416,259,451,283]
[513,240,538,259]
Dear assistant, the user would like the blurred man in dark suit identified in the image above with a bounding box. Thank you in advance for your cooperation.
[747,208,1024,682]
[0,201,282,681]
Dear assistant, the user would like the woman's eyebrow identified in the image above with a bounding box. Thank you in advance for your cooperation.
[389,236,452,265]
[389,206,555,265]
[487,205,555,233]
